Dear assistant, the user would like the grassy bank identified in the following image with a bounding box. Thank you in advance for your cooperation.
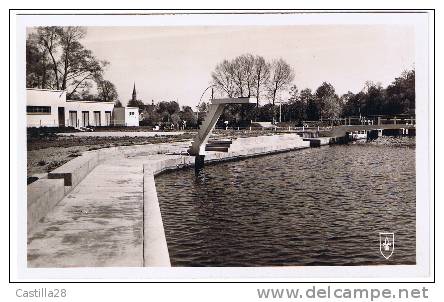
[27,128,300,178]
[27,132,194,177]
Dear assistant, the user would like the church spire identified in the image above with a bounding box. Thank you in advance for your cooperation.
[132,82,137,101]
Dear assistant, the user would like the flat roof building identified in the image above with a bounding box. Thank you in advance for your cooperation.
[26,88,139,128]
[113,107,140,127]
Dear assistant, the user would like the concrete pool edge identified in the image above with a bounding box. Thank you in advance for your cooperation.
[143,168,172,267]
[27,134,320,267]
[144,134,313,266]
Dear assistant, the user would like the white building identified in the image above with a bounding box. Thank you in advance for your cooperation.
[26,89,66,128]
[113,107,140,127]
[65,100,115,128]
[26,88,139,128]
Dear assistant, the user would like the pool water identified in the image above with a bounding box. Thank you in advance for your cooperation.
[155,140,416,266]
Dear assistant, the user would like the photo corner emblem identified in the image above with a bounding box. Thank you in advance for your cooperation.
[379,232,395,260]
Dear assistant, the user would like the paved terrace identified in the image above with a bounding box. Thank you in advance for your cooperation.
[27,134,310,267]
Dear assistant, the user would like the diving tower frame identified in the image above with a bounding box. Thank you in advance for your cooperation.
[188,97,256,159]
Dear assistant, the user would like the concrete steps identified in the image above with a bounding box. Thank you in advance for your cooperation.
[48,152,99,187]
[204,139,233,152]
[205,146,229,152]
[207,140,233,145]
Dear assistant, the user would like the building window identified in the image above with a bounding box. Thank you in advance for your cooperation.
[129,112,135,116]
[27,106,51,115]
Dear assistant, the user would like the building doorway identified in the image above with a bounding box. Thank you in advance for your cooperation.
[58,107,65,127]
[105,111,111,126]
[82,111,89,127]
[93,111,101,126]
[69,111,77,128]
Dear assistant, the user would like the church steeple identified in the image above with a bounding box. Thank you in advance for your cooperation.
[132,82,137,101]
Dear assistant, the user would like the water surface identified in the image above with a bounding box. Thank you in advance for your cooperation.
[155,140,416,266]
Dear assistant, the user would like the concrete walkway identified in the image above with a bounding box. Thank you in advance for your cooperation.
[27,134,310,267]
[27,160,144,267]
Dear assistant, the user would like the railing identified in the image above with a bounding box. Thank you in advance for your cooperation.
[213,118,415,133]
[213,125,328,133]
[322,116,416,126]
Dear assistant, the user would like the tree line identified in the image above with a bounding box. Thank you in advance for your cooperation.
[26,26,119,102]
[210,54,415,125]
[139,101,197,129]
[138,62,414,129]
[279,70,415,125]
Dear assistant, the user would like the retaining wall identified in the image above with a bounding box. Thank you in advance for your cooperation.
[27,141,191,235]
[27,178,65,233]
[27,134,322,266]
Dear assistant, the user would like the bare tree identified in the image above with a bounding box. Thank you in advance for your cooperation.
[212,54,259,98]
[268,58,295,106]
[253,55,270,107]
[31,26,108,98]
[59,27,108,98]
[211,59,237,97]
[267,59,294,123]
[233,54,256,97]
[211,56,293,123]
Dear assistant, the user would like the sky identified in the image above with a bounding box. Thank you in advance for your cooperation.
[80,26,414,108]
